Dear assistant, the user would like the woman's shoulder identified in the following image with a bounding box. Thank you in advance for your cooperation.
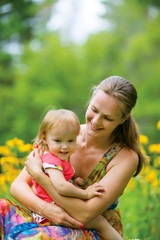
[118,146,139,168]
[108,146,139,173]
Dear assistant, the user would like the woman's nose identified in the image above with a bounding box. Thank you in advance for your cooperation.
[92,115,101,125]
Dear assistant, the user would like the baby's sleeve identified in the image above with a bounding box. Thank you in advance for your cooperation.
[42,153,63,173]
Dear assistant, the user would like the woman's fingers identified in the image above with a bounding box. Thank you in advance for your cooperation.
[61,212,83,229]
[62,219,82,229]
[42,202,83,229]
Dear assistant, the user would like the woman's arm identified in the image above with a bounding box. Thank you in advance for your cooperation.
[26,147,138,225]
[10,166,83,228]
[46,168,104,199]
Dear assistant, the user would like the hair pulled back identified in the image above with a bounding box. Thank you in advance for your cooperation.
[93,76,146,176]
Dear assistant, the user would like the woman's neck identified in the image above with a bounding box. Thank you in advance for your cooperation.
[81,124,113,150]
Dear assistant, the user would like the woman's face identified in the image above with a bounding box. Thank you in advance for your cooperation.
[85,90,125,139]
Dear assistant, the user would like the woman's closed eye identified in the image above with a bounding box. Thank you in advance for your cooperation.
[103,115,114,121]
[91,107,98,113]
[92,106,113,121]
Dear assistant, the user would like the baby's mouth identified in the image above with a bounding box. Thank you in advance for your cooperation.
[59,151,68,155]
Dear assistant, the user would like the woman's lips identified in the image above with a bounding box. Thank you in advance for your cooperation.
[90,122,102,131]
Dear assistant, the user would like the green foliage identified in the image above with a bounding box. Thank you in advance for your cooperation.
[0,0,160,146]
[120,187,160,240]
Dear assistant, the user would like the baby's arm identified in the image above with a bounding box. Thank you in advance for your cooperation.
[46,168,104,200]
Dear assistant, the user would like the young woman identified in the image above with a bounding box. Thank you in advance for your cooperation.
[0,76,146,240]
[25,108,116,239]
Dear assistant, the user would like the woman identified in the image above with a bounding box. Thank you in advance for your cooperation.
[0,76,146,239]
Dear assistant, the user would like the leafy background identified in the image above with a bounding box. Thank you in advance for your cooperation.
[0,0,160,239]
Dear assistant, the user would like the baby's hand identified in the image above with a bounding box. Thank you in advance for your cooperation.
[86,182,105,199]
[73,177,84,188]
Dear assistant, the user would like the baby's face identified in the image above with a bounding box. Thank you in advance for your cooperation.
[44,126,77,161]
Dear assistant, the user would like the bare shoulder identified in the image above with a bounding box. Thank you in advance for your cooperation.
[119,147,138,164]
[108,147,139,174]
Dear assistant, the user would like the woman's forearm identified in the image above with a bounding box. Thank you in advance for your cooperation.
[34,170,110,224]
[34,153,136,225]
[47,169,98,200]
[10,168,47,215]
[24,145,138,225]
[10,167,83,227]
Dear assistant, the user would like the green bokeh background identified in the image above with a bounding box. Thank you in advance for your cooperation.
[0,0,160,239]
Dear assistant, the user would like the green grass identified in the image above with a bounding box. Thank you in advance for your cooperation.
[120,185,160,240]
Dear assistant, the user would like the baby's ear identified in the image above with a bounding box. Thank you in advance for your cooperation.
[42,133,47,144]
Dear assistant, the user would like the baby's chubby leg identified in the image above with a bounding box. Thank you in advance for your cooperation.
[85,215,123,240]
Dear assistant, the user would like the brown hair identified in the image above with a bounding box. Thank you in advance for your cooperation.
[34,109,80,154]
[92,76,147,176]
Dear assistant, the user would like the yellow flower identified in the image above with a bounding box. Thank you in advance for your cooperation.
[18,144,34,153]
[151,178,159,187]
[154,156,160,168]
[1,156,17,164]
[145,169,158,187]
[139,135,149,144]
[6,138,24,148]
[149,144,160,153]
[140,145,146,155]
[140,165,151,178]
[0,146,12,156]
[157,120,160,130]
[0,174,7,185]
[127,178,136,190]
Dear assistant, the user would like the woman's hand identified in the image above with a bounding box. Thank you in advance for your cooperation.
[25,146,42,180]
[41,202,83,228]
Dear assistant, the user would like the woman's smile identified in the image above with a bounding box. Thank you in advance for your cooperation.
[90,121,103,131]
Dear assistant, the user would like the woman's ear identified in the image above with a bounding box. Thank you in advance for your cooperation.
[122,113,130,124]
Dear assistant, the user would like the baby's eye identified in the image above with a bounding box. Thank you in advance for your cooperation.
[54,139,61,143]
[68,139,74,143]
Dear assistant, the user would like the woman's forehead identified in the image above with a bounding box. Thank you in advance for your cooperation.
[91,90,122,117]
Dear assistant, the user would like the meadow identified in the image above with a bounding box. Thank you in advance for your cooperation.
[0,121,160,240]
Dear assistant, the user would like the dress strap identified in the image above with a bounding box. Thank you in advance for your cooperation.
[82,143,123,189]
[100,143,123,165]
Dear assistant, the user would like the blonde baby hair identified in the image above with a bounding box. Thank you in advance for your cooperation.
[34,109,80,154]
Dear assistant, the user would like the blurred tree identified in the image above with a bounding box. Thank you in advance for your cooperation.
[99,0,160,142]
[0,0,160,145]
[0,0,56,144]
[10,34,90,142]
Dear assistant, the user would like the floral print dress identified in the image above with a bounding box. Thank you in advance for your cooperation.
[0,143,123,240]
